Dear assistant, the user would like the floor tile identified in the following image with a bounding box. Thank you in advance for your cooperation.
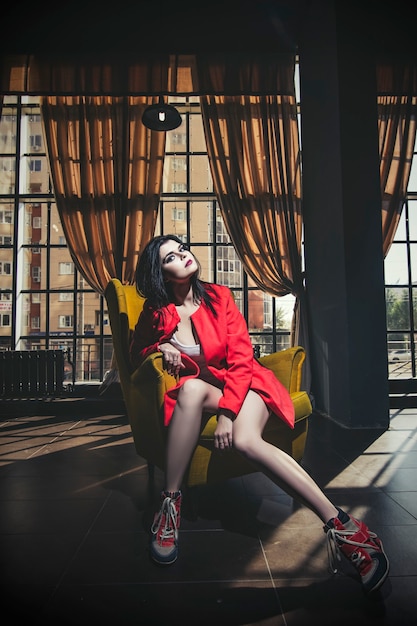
[0,497,109,534]
[42,581,285,626]
[273,576,398,626]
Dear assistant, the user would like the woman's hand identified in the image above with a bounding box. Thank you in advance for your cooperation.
[158,342,185,376]
[214,413,233,451]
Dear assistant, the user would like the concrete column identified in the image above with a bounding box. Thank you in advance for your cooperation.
[297,1,389,428]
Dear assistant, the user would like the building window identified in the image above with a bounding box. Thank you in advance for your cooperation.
[59,262,74,275]
[29,134,42,151]
[31,316,40,329]
[0,262,11,275]
[59,292,74,301]
[59,315,73,328]
[0,210,13,224]
[217,259,236,273]
[28,159,42,172]
[1,159,16,172]
[171,157,186,170]
[172,208,186,221]
[0,313,11,327]
[171,132,186,146]
[32,266,41,282]
[171,182,187,193]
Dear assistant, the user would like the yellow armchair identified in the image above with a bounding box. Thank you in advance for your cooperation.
[104,278,312,487]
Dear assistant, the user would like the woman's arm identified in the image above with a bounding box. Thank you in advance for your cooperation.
[129,305,162,369]
[130,303,181,370]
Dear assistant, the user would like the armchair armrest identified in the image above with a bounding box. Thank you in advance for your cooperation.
[122,352,177,469]
[131,352,177,394]
[258,346,306,394]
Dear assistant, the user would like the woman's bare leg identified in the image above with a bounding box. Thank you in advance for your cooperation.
[164,378,222,492]
[232,390,338,523]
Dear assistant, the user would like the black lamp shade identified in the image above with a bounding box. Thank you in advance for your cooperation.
[141,99,182,131]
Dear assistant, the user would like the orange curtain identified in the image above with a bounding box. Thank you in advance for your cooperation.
[377,64,417,256]
[41,95,166,292]
[379,95,417,256]
[200,94,305,331]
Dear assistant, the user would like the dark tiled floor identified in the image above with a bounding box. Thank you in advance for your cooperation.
[1,400,417,625]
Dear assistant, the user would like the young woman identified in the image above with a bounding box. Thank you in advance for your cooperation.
[130,234,389,594]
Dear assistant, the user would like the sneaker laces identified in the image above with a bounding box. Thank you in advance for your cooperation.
[325,526,378,574]
[151,496,178,544]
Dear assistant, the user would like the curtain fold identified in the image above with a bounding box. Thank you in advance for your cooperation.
[379,95,417,255]
[41,95,166,292]
[200,94,303,298]
[377,64,417,256]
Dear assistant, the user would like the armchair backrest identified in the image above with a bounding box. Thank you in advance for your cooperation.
[104,279,145,382]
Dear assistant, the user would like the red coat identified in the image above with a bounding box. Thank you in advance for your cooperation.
[130,284,295,429]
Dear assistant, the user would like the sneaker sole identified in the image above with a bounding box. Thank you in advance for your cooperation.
[363,550,390,594]
[150,546,178,566]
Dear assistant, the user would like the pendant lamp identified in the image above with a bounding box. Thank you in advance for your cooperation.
[141,96,182,131]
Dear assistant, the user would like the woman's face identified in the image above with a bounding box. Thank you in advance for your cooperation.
[159,240,198,284]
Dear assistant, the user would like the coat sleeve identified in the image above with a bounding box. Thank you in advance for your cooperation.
[129,305,163,369]
[216,287,254,418]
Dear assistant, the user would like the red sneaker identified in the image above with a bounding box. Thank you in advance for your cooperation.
[324,512,389,593]
[150,491,182,565]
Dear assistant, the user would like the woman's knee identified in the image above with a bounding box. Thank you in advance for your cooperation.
[232,392,269,456]
[177,378,208,407]
[232,427,259,457]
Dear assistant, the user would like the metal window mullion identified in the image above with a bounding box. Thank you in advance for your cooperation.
[98,294,105,380]
[72,265,78,380]
[44,200,52,349]
[243,272,248,325]
[404,199,416,377]
[10,98,23,349]
[212,200,218,283]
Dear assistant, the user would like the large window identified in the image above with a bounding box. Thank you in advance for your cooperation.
[385,132,417,380]
[0,95,295,383]
[0,96,112,383]
[2,91,415,385]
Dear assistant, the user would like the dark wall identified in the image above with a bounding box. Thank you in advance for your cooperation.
[2,0,415,57]
[1,0,298,55]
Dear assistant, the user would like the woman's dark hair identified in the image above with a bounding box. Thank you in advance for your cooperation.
[135,235,216,313]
